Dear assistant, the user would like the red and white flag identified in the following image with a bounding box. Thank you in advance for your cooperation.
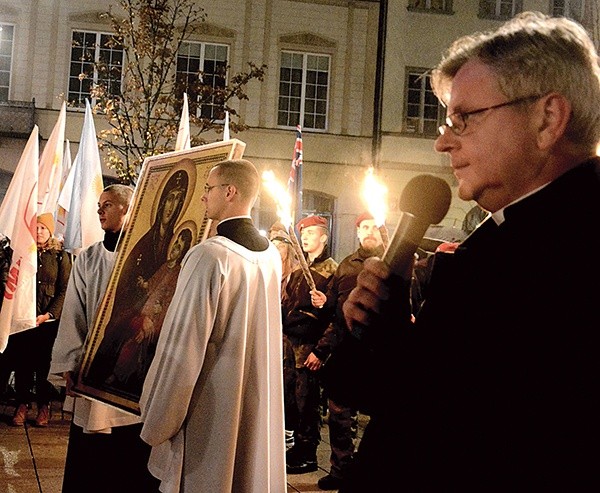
[0,126,39,352]
[175,92,191,151]
[38,101,66,214]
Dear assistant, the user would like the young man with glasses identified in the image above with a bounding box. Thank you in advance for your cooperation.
[140,159,286,493]
[341,12,600,492]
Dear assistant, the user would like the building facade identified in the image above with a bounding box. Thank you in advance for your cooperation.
[0,0,585,259]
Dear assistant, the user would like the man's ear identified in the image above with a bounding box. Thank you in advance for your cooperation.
[320,235,328,244]
[536,92,571,150]
[225,184,237,200]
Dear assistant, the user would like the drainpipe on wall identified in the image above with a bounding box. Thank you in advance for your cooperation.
[371,0,388,170]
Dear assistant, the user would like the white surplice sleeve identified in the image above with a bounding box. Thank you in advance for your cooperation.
[139,242,223,445]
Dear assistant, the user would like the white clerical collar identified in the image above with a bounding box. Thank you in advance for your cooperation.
[491,181,551,225]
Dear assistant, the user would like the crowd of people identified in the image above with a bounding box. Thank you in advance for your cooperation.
[0,10,599,493]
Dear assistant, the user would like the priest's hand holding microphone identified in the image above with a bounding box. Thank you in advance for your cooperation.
[344,174,452,339]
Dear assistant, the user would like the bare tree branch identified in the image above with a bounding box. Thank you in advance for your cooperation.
[90,0,267,184]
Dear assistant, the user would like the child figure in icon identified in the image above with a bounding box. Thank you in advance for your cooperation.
[106,227,194,396]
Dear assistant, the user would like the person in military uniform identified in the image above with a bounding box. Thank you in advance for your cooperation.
[283,214,338,474]
[312,212,384,489]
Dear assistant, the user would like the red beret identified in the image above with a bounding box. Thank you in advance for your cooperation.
[355,212,374,227]
[296,215,327,232]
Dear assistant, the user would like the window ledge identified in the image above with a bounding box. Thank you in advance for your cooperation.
[407,7,454,16]
[0,100,36,138]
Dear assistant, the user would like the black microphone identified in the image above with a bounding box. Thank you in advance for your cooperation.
[383,174,452,279]
[349,174,451,341]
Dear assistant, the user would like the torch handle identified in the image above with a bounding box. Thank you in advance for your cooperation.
[287,226,317,291]
[378,224,389,251]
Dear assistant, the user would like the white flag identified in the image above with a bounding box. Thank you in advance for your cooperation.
[38,101,66,214]
[223,110,230,141]
[55,139,73,242]
[0,126,39,351]
[63,100,104,255]
[175,92,191,151]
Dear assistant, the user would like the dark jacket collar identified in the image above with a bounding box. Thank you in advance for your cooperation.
[103,230,121,252]
[307,245,332,265]
[503,157,600,224]
[352,245,385,261]
[460,157,600,253]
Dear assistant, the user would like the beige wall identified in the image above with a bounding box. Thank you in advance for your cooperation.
[0,0,555,259]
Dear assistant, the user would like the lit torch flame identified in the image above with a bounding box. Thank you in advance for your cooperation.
[361,167,389,250]
[262,170,293,228]
[262,170,316,291]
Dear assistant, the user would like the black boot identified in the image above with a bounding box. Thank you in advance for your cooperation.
[318,473,343,490]
[286,441,318,474]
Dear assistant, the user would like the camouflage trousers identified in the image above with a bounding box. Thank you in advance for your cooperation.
[327,397,358,478]
[283,340,322,449]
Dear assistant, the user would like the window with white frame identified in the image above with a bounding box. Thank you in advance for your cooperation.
[68,30,123,108]
[176,41,228,120]
[0,24,14,102]
[278,51,330,131]
[403,68,444,137]
[407,0,453,13]
[552,0,584,21]
[478,0,522,20]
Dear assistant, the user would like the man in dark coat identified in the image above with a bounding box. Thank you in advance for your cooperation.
[312,211,384,490]
[342,12,600,492]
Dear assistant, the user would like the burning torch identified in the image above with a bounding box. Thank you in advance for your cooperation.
[262,170,316,291]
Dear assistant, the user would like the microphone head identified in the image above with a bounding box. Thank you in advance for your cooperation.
[399,174,452,225]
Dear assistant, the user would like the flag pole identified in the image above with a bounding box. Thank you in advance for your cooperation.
[287,125,303,232]
[287,224,316,291]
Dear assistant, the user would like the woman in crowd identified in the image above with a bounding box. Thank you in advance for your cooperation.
[8,213,71,426]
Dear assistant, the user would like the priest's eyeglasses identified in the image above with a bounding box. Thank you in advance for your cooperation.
[438,94,545,136]
[204,183,230,193]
